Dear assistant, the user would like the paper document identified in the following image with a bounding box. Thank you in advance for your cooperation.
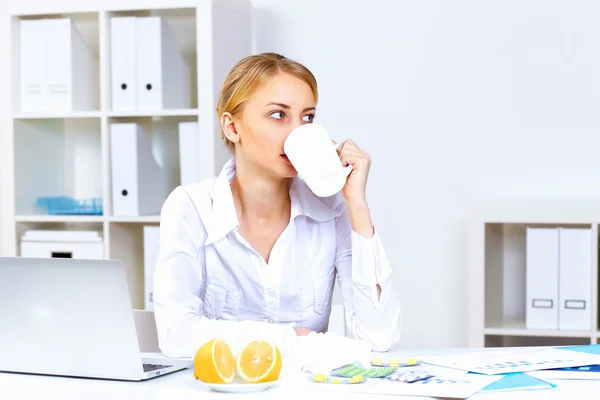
[286,365,502,399]
[422,347,600,375]
[527,365,600,381]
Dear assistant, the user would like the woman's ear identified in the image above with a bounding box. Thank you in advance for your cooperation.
[220,112,240,145]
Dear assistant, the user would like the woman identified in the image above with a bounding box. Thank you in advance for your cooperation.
[153,52,401,358]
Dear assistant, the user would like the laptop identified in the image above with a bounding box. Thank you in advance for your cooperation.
[0,257,191,381]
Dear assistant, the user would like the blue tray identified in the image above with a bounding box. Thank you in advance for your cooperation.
[36,196,103,216]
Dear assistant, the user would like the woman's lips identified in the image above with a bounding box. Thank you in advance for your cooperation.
[280,154,291,163]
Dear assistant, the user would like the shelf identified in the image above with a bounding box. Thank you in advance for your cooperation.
[482,223,596,339]
[469,209,600,348]
[107,109,198,118]
[484,319,593,338]
[109,216,160,223]
[15,215,104,223]
[14,118,103,215]
[485,335,592,348]
[471,200,600,224]
[13,111,102,119]
[13,110,199,119]
[3,1,252,313]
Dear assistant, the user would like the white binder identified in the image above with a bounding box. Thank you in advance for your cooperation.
[110,123,166,216]
[44,18,73,112]
[558,227,592,330]
[20,18,98,112]
[526,227,559,330]
[135,16,191,110]
[143,226,160,311]
[110,17,137,111]
[20,20,46,112]
[178,122,200,185]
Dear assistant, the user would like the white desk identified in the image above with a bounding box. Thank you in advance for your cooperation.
[1,348,599,399]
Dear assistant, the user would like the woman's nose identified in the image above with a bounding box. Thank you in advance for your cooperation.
[288,121,305,136]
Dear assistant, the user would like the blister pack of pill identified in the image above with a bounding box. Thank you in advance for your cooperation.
[311,373,367,384]
[371,357,421,368]
[331,362,397,379]
[385,369,433,383]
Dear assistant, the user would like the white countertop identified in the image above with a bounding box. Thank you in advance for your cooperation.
[1,348,599,399]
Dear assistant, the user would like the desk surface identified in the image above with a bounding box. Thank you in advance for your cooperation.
[1,348,599,399]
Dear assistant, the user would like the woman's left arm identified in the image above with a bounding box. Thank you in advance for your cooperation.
[333,140,402,352]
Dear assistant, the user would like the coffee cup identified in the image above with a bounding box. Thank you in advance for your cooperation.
[284,124,352,198]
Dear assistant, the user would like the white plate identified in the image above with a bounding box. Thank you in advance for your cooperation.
[197,379,280,393]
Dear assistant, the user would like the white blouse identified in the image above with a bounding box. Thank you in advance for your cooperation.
[153,158,402,358]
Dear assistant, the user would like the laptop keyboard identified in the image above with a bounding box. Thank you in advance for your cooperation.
[143,363,170,372]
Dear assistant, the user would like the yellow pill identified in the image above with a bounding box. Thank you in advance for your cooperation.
[371,358,383,366]
[407,358,418,365]
[331,378,342,384]
[389,360,401,367]
[350,375,364,383]
[313,374,327,383]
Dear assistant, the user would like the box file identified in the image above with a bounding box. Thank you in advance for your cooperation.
[20,18,98,112]
[143,226,160,311]
[525,226,593,331]
[135,16,192,110]
[110,123,166,216]
[110,17,137,111]
[109,16,191,111]
[558,227,592,330]
[526,227,559,330]
[19,20,46,112]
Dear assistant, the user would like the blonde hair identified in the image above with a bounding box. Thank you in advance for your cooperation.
[216,52,319,152]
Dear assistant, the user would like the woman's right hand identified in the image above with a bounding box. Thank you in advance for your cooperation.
[294,327,312,336]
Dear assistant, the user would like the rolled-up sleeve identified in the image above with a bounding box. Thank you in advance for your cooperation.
[153,187,295,358]
[334,202,402,352]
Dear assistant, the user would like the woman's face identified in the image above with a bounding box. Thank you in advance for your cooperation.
[233,72,316,178]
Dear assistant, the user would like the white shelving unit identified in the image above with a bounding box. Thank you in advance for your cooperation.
[468,200,600,348]
[0,0,252,309]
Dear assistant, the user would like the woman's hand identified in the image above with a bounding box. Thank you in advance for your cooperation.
[335,140,371,205]
[335,140,375,238]
[294,327,312,336]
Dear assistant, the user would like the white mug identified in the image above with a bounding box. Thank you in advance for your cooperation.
[284,123,352,197]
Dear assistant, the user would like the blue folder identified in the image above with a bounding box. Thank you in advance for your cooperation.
[469,372,555,392]
[558,344,600,356]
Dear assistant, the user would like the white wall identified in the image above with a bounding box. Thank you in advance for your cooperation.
[251,0,600,349]
[3,0,600,350]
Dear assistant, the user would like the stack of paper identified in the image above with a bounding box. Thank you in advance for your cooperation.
[421,346,600,375]
[527,345,600,381]
[528,365,600,381]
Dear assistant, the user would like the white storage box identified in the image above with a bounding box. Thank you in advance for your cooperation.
[20,230,104,260]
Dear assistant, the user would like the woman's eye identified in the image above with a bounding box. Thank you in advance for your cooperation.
[303,114,315,122]
[271,111,284,120]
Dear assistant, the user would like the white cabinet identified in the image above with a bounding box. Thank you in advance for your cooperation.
[468,201,600,348]
[1,0,252,309]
